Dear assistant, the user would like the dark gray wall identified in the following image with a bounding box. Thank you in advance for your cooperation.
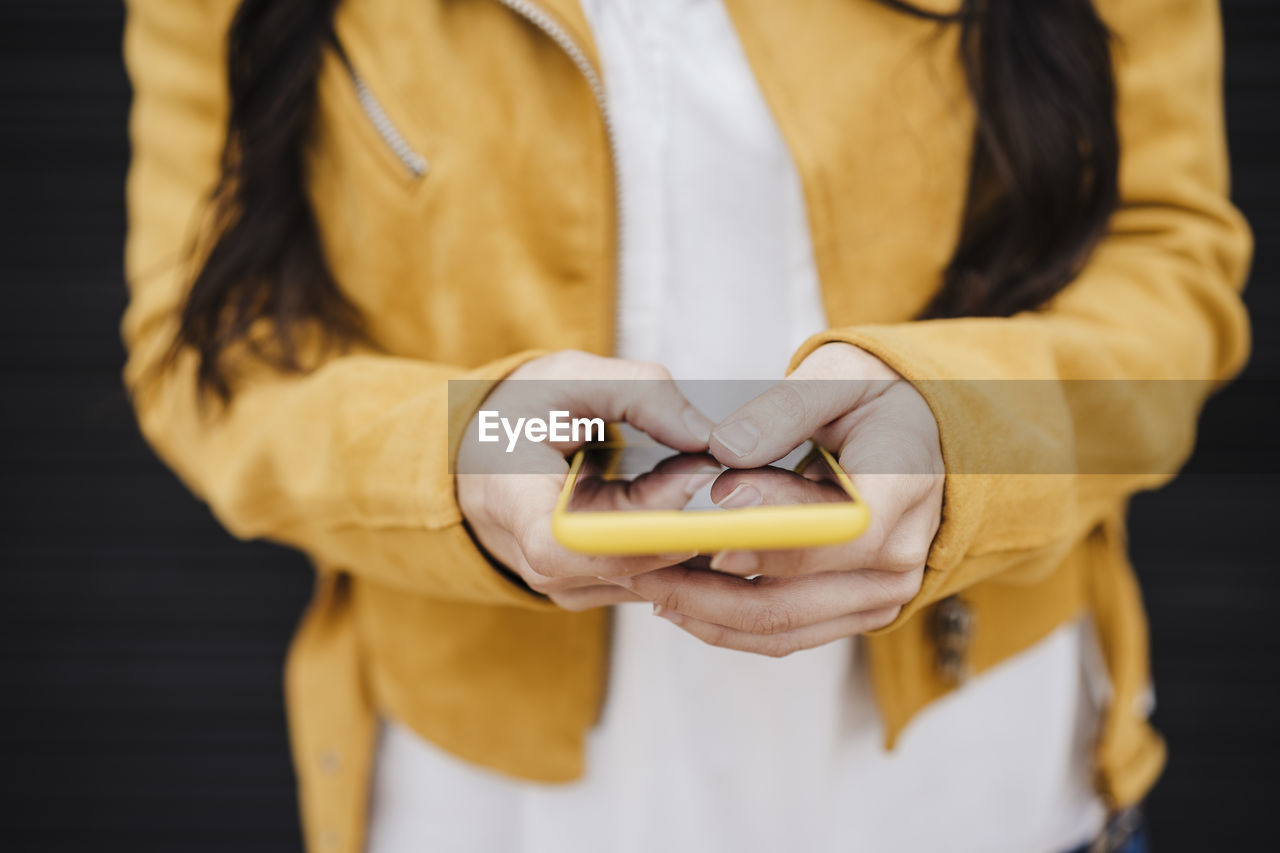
[2,1,1277,849]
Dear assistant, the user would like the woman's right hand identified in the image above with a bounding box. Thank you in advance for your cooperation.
[456,350,717,611]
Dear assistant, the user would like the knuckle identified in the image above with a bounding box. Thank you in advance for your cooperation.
[521,544,553,577]
[549,593,589,612]
[904,543,932,568]
[520,564,560,594]
[860,528,891,564]
[533,574,577,593]
[867,606,902,632]
[654,584,685,614]
[748,600,796,636]
[885,571,916,604]
[541,349,583,375]
[903,566,926,597]
[700,623,734,650]
[633,361,673,382]
[761,382,808,426]
[891,570,923,602]
[521,537,565,580]
[866,570,920,607]
[524,577,553,596]
[881,541,930,572]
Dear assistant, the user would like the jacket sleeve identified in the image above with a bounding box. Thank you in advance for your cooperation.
[789,0,1252,627]
[123,0,552,607]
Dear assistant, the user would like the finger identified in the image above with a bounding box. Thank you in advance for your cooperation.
[702,467,926,578]
[817,384,944,480]
[626,452,722,505]
[707,352,895,468]
[737,481,932,579]
[708,464,848,509]
[824,395,943,572]
[489,457,702,582]
[705,449,904,577]
[706,469,935,579]
[707,381,856,468]
[519,516,698,581]
[496,470,571,537]
[571,453,721,512]
[705,455,875,577]
[713,545,854,578]
[549,584,648,612]
[476,471,687,584]
[558,356,715,452]
[620,565,921,634]
[654,605,901,657]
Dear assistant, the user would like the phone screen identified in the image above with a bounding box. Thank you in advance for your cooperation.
[565,443,857,514]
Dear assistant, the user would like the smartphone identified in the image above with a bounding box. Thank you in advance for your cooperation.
[552,443,869,555]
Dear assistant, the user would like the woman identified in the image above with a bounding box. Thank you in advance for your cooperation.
[122,0,1249,850]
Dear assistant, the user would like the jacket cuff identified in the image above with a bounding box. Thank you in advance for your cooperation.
[428,348,557,608]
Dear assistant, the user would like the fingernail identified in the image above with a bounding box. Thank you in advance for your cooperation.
[683,466,721,497]
[609,575,633,589]
[709,550,759,574]
[653,604,683,625]
[715,483,762,509]
[659,551,698,563]
[682,407,715,444]
[712,420,760,458]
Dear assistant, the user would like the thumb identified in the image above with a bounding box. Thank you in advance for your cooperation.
[557,357,715,453]
[708,347,895,468]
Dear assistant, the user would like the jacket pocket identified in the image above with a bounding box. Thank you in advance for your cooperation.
[346,66,429,180]
[316,49,431,190]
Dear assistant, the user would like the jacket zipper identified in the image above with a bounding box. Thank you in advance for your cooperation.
[493,0,623,352]
[349,68,430,178]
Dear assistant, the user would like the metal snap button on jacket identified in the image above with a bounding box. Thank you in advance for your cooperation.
[932,596,975,685]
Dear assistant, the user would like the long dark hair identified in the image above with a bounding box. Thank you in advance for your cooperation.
[176,0,1118,397]
[882,0,1118,318]
[173,0,358,399]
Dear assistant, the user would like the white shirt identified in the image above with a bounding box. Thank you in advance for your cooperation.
[368,2,1109,851]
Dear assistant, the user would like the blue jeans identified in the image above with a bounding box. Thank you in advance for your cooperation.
[1066,810,1148,853]
[1109,826,1148,853]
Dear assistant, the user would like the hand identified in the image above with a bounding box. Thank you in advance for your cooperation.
[456,350,718,610]
[614,342,945,655]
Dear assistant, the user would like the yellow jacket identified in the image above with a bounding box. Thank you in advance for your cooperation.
[123,1,1251,850]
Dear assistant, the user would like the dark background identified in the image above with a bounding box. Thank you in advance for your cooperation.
[2,1,1277,851]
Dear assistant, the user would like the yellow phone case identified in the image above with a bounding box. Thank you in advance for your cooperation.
[552,445,870,555]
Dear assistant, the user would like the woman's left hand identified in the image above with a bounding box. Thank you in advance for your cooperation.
[611,342,945,656]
